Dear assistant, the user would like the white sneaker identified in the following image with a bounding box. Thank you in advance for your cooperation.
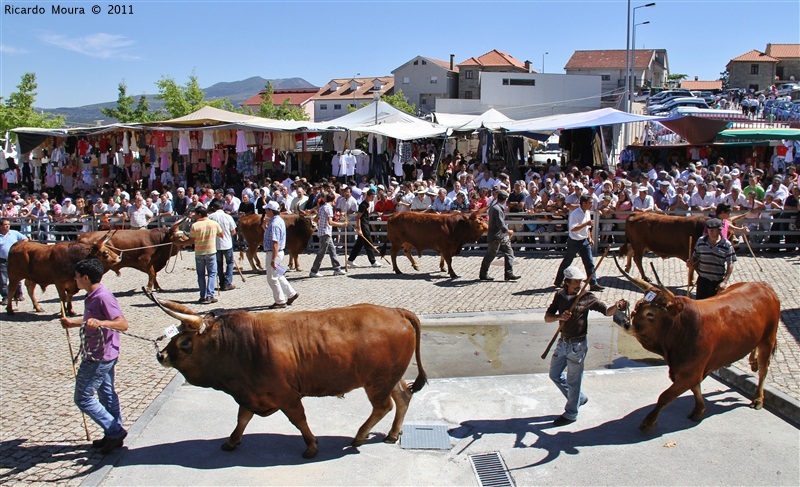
[371,261,383,267]
[309,272,321,278]
[347,261,360,267]
[333,269,347,276]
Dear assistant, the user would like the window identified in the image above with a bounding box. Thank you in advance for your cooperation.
[465,70,473,79]
[465,91,472,99]
[502,78,535,86]
[430,76,438,84]
[403,76,410,84]
[334,104,342,110]
[750,64,759,75]
[601,75,611,81]
[421,97,427,106]
[413,60,418,65]
[320,104,328,110]
[348,103,355,109]
[421,60,427,65]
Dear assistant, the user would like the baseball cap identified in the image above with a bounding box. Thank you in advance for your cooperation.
[563,266,587,281]
[266,201,280,212]
[705,218,723,229]
[658,180,670,186]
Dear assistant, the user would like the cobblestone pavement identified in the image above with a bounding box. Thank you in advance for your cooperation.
[1,247,797,484]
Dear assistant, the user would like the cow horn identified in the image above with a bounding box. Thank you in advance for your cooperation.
[172,217,187,228]
[649,263,675,301]
[142,287,204,330]
[614,255,651,292]
[469,206,489,219]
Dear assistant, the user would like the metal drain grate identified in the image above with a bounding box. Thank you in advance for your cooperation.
[400,424,451,450]
[469,452,514,487]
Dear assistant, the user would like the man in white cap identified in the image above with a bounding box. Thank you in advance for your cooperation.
[554,195,603,291]
[263,200,299,308]
[545,265,627,426]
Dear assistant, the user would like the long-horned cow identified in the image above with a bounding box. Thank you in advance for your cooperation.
[614,256,779,433]
[380,209,488,278]
[6,234,121,315]
[146,289,427,459]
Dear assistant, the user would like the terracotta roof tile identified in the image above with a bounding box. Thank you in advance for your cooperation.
[680,80,723,91]
[765,44,800,59]
[311,77,394,101]
[457,49,526,69]
[729,49,779,63]
[241,89,317,107]
[564,50,655,70]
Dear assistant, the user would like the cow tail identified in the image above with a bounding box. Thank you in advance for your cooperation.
[405,310,428,393]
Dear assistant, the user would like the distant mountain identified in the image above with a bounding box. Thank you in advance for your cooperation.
[40,77,317,126]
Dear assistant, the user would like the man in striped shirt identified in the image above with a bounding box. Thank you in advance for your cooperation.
[690,218,736,300]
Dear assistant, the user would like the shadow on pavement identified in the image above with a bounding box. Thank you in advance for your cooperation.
[117,433,363,468]
[449,391,745,469]
[0,438,99,482]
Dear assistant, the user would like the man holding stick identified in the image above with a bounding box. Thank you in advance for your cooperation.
[60,257,130,453]
[544,265,626,426]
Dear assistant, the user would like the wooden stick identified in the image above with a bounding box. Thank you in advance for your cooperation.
[345,222,391,264]
[541,246,610,360]
[233,257,246,283]
[687,236,693,297]
[343,214,348,271]
[742,232,763,271]
[61,300,92,442]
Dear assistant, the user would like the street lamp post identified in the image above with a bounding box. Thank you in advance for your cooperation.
[632,21,651,103]
[629,3,655,114]
[542,52,549,74]
[373,90,380,125]
[624,1,655,147]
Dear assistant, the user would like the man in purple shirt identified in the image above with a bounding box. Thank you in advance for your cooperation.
[60,257,129,454]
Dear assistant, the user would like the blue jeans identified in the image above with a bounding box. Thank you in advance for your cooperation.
[0,259,8,300]
[555,238,596,285]
[216,247,234,288]
[195,253,218,299]
[75,358,125,438]
[548,338,588,420]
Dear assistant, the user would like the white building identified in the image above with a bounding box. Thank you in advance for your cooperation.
[392,55,459,116]
[435,72,601,119]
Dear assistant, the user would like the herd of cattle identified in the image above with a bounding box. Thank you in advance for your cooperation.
[4,211,782,457]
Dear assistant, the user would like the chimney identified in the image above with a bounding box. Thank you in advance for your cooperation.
[694,76,698,81]
[525,60,531,72]
[450,54,455,71]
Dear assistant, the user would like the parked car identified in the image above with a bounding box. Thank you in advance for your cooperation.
[647,89,692,106]
[788,102,800,122]
[761,99,777,118]
[774,100,794,121]
[777,83,800,97]
[649,97,709,115]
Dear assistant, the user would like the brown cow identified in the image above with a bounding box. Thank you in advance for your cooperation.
[380,209,488,278]
[619,212,707,282]
[614,256,779,433]
[238,213,315,272]
[77,221,190,291]
[145,290,426,459]
[6,236,121,315]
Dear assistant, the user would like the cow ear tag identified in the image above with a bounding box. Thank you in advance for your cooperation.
[644,291,657,302]
[164,325,180,339]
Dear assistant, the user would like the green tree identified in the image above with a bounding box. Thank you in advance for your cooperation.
[155,72,230,119]
[101,82,154,123]
[719,70,730,90]
[256,82,309,121]
[381,89,416,115]
[0,72,65,134]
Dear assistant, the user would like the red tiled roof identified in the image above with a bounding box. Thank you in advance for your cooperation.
[457,49,526,69]
[312,77,395,101]
[680,80,723,91]
[564,49,656,70]
[729,50,779,63]
[428,57,456,71]
[765,43,800,59]
[241,88,318,107]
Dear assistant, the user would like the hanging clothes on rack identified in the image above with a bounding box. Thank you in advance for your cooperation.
[201,130,215,150]
[178,131,190,156]
[236,130,248,153]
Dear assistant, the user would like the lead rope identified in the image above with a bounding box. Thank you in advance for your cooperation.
[75,324,167,364]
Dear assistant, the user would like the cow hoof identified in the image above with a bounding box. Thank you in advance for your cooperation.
[384,435,398,444]
[639,421,656,434]
[412,266,419,271]
[750,399,763,410]
[351,438,365,448]
[302,445,319,459]
[449,274,459,279]
[6,309,14,316]
[688,411,705,422]
[220,440,240,451]
[67,311,77,317]
[393,270,402,275]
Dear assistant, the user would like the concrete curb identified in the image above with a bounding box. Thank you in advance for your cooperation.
[712,366,800,428]
[81,373,185,487]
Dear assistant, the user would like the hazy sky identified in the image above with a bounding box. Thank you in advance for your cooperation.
[1,0,798,108]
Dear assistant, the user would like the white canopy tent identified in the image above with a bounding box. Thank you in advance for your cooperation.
[434,108,514,131]
[497,107,665,133]
[323,101,450,140]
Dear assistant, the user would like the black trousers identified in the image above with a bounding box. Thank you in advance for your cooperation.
[348,232,376,264]
[696,276,722,300]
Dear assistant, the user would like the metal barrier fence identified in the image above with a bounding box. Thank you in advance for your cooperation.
[6,210,798,254]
